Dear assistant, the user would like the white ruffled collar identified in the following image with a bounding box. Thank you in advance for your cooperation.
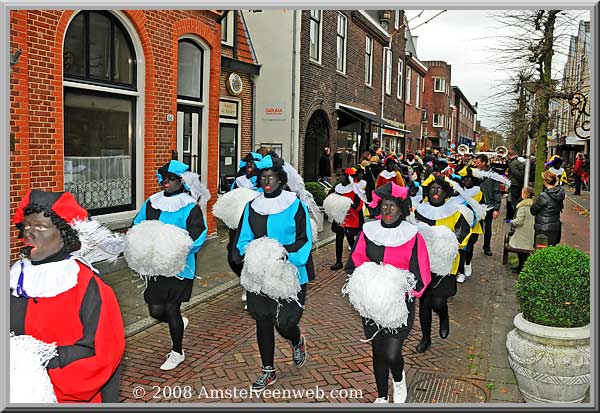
[462,186,481,198]
[416,200,457,220]
[251,190,297,215]
[10,258,80,298]
[149,191,197,212]
[235,175,257,189]
[549,167,564,176]
[335,183,355,194]
[363,220,418,247]
[379,170,397,180]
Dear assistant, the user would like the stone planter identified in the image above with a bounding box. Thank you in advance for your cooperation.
[506,313,590,403]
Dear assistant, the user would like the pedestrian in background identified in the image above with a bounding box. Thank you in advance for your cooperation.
[573,152,584,195]
[318,147,332,185]
[508,186,536,273]
[530,170,565,246]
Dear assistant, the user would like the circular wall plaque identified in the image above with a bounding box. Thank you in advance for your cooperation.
[227,72,243,96]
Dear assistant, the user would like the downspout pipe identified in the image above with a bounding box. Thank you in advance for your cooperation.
[290,10,298,166]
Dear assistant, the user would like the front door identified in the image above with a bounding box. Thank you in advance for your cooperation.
[219,123,237,192]
[177,104,202,175]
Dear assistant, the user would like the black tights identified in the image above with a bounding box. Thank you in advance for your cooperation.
[335,232,356,264]
[372,337,406,398]
[148,303,185,354]
[419,291,448,339]
[256,318,301,367]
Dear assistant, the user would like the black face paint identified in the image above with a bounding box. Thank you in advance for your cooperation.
[341,174,351,186]
[428,182,447,207]
[162,173,183,194]
[462,176,475,189]
[381,199,402,226]
[260,169,281,194]
[22,213,64,261]
[245,160,255,177]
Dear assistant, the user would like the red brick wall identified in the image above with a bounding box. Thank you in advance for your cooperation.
[404,59,427,153]
[298,10,403,173]
[421,61,452,144]
[9,10,222,260]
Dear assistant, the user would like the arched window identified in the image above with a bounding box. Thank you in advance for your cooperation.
[176,38,206,175]
[63,11,138,214]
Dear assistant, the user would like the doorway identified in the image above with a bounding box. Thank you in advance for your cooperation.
[177,104,202,176]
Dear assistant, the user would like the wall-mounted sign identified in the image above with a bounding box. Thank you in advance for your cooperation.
[262,102,286,121]
[219,100,238,118]
[226,72,243,96]
[383,128,404,137]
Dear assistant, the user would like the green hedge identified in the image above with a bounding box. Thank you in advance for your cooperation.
[305,182,328,206]
[516,245,590,328]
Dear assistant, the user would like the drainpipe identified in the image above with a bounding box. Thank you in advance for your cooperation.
[233,11,238,59]
[290,10,298,166]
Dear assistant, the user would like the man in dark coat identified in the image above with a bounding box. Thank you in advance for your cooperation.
[318,147,332,184]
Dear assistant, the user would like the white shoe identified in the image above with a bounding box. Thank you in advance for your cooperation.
[464,263,472,278]
[241,291,247,302]
[456,273,466,283]
[393,371,408,403]
[182,316,189,330]
[160,350,185,370]
[374,397,389,403]
[244,304,248,310]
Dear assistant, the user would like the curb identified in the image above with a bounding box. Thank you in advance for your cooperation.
[565,193,590,213]
[125,233,337,338]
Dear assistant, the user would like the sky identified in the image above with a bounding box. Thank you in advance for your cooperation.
[404,9,590,133]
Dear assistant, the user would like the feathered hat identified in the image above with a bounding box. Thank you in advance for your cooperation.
[13,189,123,263]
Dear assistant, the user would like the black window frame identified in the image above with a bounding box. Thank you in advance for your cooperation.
[63,86,137,216]
[63,10,137,92]
[177,39,205,103]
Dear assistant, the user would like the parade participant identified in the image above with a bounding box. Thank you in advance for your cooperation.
[228,152,265,307]
[344,183,431,403]
[413,175,472,353]
[326,167,365,270]
[10,190,125,402]
[530,170,565,246]
[376,156,406,188]
[231,152,263,191]
[407,180,423,210]
[454,166,486,283]
[545,155,568,185]
[132,160,208,370]
[474,154,503,256]
[232,156,312,391]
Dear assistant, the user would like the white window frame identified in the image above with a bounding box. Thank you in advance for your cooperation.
[336,12,347,74]
[433,77,446,93]
[221,11,234,46]
[385,48,392,95]
[415,73,421,108]
[433,113,444,127]
[405,66,412,104]
[397,59,403,99]
[395,10,400,30]
[365,35,373,86]
[309,10,323,63]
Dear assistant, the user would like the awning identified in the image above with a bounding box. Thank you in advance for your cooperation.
[565,135,587,146]
[336,103,410,133]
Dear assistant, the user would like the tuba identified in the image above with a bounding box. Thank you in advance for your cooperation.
[495,146,508,158]
[457,144,471,156]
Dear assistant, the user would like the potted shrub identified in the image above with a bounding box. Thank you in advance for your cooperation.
[305,182,329,207]
[506,245,590,403]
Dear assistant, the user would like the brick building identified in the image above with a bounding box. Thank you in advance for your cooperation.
[421,60,452,150]
[403,19,427,154]
[451,85,477,150]
[9,9,257,259]
[298,10,409,180]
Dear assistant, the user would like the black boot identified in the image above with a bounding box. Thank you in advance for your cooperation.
[415,336,431,353]
[439,313,450,339]
[330,262,343,270]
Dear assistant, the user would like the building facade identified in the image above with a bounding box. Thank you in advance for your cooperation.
[451,86,477,150]
[9,9,256,259]
[403,20,427,155]
[421,60,452,150]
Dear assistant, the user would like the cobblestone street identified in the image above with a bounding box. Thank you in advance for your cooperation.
[117,192,590,405]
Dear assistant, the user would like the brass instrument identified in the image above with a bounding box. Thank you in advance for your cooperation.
[457,144,471,156]
[495,146,508,158]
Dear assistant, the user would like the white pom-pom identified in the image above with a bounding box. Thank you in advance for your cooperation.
[10,334,58,403]
[323,193,352,224]
[310,218,319,244]
[71,219,124,263]
[124,220,193,278]
[415,223,458,275]
[241,237,300,301]
[342,262,416,329]
[212,188,260,229]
